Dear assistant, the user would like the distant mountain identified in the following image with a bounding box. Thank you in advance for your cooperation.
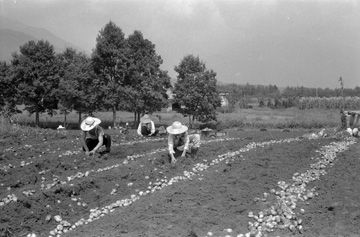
[0,29,38,61]
[0,16,83,61]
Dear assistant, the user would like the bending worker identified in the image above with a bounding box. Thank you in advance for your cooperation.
[81,117,111,156]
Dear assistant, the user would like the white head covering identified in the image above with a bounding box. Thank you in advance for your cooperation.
[57,125,65,130]
[166,121,188,135]
[80,117,101,131]
[140,114,152,124]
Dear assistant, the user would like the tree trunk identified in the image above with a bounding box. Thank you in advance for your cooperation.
[188,115,191,129]
[78,112,82,126]
[137,112,141,127]
[64,111,67,127]
[35,111,39,127]
[134,112,137,128]
[112,105,116,128]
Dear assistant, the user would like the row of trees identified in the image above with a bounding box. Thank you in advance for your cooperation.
[258,96,360,110]
[218,83,280,99]
[219,96,360,111]
[282,86,360,98]
[218,82,359,111]
[0,21,222,127]
[218,83,360,100]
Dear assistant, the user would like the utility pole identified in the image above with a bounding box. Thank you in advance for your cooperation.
[339,76,345,111]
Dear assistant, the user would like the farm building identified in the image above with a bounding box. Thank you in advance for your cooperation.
[219,92,229,107]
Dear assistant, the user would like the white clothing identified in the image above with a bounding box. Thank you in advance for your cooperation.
[137,121,155,136]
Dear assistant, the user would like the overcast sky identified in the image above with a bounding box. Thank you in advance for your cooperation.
[1,0,359,88]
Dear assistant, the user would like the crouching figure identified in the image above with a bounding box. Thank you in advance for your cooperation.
[342,110,360,137]
[167,121,200,164]
[137,114,158,137]
[81,117,111,156]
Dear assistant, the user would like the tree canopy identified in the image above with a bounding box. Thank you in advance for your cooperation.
[173,55,221,126]
[0,61,19,118]
[57,48,100,125]
[125,30,171,124]
[0,61,9,108]
[0,22,173,127]
[92,21,128,127]
[10,40,60,126]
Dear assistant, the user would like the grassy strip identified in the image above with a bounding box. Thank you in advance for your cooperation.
[7,108,341,130]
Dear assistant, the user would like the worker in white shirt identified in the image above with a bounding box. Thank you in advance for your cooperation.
[343,110,360,137]
[137,114,158,137]
[167,121,200,164]
[80,117,111,156]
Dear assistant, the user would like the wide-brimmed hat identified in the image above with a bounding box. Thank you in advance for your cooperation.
[166,121,188,135]
[140,114,152,124]
[80,117,101,131]
[57,125,65,130]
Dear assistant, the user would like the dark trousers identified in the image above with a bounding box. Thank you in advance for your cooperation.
[141,126,158,136]
[83,134,111,151]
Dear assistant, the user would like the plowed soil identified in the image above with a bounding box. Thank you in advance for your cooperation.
[0,128,359,237]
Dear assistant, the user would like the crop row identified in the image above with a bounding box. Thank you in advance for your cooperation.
[203,137,357,237]
[298,96,360,110]
[4,137,242,218]
[43,136,308,237]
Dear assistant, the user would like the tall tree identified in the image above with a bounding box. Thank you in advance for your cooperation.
[173,55,221,126]
[92,21,128,127]
[125,31,171,125]
[0,61,19,119]
[0,61,10,109]
[11,40,59,126]
[57,48,100,126]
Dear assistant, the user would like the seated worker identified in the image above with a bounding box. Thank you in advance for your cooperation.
[167,121,200,164]
[343,110,360,136]
[80,117,111,156]
[137,114,158,137]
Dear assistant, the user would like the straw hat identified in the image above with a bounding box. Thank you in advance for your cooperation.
[80,117,101,131]
[57,125,65,130]
[140,114,152,124]
[166,121,188,135]
[353,128,359,136]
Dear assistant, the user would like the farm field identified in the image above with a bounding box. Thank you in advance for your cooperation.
[2,1,360,237]
[1,126,359,237]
